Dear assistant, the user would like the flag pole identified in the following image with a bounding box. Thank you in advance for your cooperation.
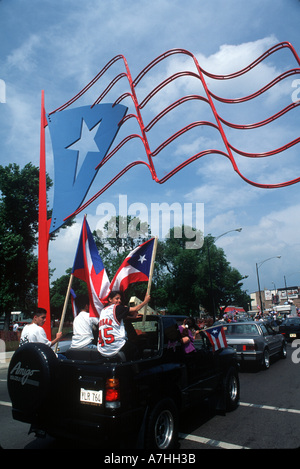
[38,90,52,340]
[55,214,87,352]
[142,236,158,324]
[54,274,74,353]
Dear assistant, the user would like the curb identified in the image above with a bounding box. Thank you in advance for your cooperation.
[0,351,14,370]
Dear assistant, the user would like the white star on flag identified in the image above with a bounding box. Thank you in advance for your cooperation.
[204,325,227,351]
[138,255,147,264]
[68,118,101,178]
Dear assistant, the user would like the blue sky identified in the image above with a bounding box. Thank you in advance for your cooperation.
[1,0,300,300]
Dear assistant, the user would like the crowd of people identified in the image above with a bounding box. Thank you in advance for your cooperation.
[16,292,211,359]
[17,291,151,361]
[18,295,298,360]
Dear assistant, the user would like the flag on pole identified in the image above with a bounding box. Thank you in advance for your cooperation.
[72,217,110,317]
[109,238,155,293]
[204,325,227,351]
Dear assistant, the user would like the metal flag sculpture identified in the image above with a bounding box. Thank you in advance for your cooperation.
[50,42,300,228]
[39,42,300,337]
[47,104,127,233]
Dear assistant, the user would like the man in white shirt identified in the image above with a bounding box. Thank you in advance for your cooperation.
[20,308,62,347]
[70,294,98,349]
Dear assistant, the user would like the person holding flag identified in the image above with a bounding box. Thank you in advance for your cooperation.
[98,237,156,360]
[98,290,150,360]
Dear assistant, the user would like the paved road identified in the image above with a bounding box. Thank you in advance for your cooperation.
[1,344,300,450]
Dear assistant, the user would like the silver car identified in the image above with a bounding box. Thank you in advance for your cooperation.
[223,321,287,369]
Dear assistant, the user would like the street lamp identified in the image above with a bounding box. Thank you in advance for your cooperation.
[207,228,243,321]
[214,227,242,242]
[256,256,281,314]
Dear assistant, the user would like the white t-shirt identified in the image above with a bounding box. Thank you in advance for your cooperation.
[97,304,127,356]
[71,311,98,349]
[20,323,51,347]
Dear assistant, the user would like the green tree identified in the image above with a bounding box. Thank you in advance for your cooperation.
[151,231,250,318]
[50,269,88,322]
[94,215,151,282]
[0,163,52,329]
[49,219,250,321]
[200,235,250,317]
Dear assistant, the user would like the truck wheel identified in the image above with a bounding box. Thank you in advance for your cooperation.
[7,343,57,419]
[144,398,178,449]
[224,367,240,411]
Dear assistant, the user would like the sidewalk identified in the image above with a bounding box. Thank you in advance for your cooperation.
[0,351,14,370]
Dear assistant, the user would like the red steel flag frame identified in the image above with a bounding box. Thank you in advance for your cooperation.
[52,42,300,227]
[38,42,300,337]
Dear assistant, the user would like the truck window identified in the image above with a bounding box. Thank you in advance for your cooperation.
[194,334,211,350]
[128,317,160,357]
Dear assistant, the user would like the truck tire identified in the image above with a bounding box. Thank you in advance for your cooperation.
[7,343,58,420]
[144,398,178,449]
[223,366,240,411]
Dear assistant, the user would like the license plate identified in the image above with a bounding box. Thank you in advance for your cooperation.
[290,333,297,338]
[80,388,103,406]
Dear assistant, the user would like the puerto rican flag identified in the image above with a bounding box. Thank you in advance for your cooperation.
[204,325,227,351]
[109,238,155,293]
[70,288,78,318]
[72,217,110,317]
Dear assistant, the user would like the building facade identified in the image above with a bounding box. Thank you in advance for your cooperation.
[250,286,300,314]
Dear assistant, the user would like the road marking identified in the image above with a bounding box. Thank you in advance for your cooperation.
[240,401,300,415]
[0,400,11,407]
[179,433,250,449]
[180,402,300,449]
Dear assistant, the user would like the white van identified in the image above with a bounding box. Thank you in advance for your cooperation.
[273,303,297,317]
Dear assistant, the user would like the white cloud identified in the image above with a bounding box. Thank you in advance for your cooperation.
[1,0,300,297]
[6,34,40,72]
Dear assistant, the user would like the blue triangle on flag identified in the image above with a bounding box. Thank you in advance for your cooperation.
[127,240,154,276]
[48,104,127,233]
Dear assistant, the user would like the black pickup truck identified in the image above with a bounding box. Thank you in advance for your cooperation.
[7,315,239,449]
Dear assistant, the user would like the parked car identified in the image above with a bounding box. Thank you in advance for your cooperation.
[279,317,300,342]
[223,321,287,369]
[264,317,280,331]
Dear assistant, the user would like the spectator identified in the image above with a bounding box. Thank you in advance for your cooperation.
[179,318,196,354]
[19,308,62,347]
[70,294,98,349]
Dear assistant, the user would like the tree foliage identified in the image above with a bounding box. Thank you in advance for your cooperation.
[94,215,151,282]
[50,269,88,320]
[149,231,250,317]
[0,163,52,328]
[51,218,250,320]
